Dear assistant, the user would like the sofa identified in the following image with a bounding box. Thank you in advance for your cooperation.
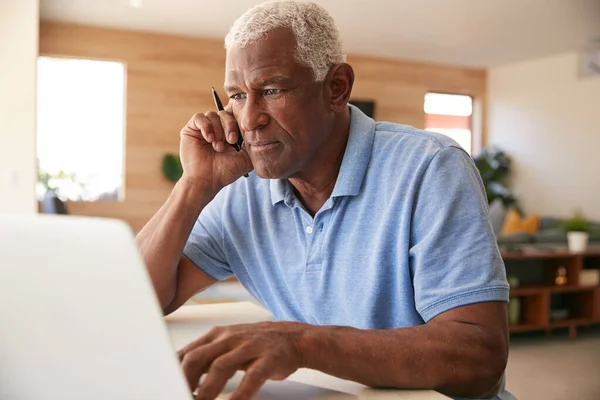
[488,200,600,247]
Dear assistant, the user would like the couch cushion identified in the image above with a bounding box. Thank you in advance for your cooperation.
[501,209,540,236]
[534,228,567,244]
[498,232,535,245]
[539,217,562,231]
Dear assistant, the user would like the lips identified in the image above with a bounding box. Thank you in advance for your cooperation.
[249,141,280,152]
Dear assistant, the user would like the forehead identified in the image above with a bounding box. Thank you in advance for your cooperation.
[225,28,307,85]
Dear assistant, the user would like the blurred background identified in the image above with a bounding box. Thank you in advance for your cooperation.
[1,1,600,398]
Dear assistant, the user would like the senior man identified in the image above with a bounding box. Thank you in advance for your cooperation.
[136,1,513,399]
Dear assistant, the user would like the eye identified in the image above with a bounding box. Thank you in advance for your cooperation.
[230,93,247,101]
[264,89,282,96]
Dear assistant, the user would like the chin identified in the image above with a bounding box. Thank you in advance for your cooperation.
[252,161,292,180]
[253,168,288,180]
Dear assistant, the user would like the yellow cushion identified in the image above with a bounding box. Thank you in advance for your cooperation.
[501,209,540,236]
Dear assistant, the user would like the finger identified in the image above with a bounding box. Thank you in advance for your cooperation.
[178,326,227,361]
[186,113,215,143]
[195,347,255,400]
[178,338,210,362]
[205,111,226,152]
[180,340,231,390]
[218,110,240,145]
[228,358,273,400]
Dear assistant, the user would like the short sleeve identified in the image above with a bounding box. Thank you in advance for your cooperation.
[409,146,509,322]
[183,189,234,281]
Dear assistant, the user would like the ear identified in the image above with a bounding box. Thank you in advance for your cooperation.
[325,63,354,113]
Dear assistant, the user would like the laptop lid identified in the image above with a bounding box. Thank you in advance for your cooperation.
[0,214,192,400]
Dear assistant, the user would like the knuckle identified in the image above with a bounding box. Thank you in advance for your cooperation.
[210,358,231,373]
[192,113,206,125]
[218,110,234,123]
[208,326,224,336]
[205,110,219,119]
[246,365,269,381]
[181,350,202,365]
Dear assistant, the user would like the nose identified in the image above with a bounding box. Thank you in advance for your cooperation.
[239,95,269,133]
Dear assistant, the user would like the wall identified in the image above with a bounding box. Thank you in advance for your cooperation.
[40,22,487,232]
[0,0,39,214]
[488,52,600,220]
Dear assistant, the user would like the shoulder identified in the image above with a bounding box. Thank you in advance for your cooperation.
[369,121,470,173]
[374,121,462,154]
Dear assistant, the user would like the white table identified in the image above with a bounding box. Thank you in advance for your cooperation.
[165,302,448,399]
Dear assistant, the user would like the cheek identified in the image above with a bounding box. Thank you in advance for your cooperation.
[269,97,318,136]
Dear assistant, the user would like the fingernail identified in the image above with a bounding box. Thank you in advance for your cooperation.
[208,133,214,142]
[229,131,237,143]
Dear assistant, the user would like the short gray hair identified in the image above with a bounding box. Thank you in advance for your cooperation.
[224,0,346,81]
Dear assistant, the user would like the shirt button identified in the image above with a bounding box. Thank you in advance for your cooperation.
[305,226,313,234]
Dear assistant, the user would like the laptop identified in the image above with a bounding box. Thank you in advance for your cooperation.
[0,214,354,400]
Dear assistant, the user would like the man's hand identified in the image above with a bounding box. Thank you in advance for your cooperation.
[178,321,307,400]
[179,107,253,195]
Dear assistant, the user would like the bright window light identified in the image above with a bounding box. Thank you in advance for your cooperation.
[36,56,126,201]
[425,93,473,154]
[424,93,472,116]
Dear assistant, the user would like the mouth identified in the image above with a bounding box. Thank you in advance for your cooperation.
[249,141,280,152]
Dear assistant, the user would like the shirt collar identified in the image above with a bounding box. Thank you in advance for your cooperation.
[270,178,288,205]
[270,104,376,205]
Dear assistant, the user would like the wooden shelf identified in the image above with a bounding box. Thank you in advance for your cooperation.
[509,323,546,333]
[502,251,581,261]
[504,250,600,339]
[510,286,545,296]
[552,285,600,293]
[549,318,594,329]
[510,285,600,296]
[502,246,600,261]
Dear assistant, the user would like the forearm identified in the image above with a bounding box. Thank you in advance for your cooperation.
[136,176,215,309]
[300,321,506,398]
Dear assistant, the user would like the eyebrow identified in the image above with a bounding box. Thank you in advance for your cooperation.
[255,76,292,87]
[224,75,292,93]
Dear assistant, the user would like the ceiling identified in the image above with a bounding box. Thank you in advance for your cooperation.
[40,0,600,68]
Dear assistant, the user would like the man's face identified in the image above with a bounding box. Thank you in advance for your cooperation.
[225,28,334,179]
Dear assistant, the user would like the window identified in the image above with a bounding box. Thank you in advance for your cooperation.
[36,56,126,201]
[424,93,473,154]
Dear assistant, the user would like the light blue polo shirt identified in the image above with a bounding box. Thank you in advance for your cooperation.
[184,105,513,399]
[185,105,509,325]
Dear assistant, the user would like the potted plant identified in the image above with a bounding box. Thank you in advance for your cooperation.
[561,211,591,252]
[162,153,183,183]
[473,147,520,213]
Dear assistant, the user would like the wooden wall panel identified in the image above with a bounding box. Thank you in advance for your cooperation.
[39,22,487,232]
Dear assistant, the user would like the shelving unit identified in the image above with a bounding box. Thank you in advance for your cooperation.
[504,248,600,340]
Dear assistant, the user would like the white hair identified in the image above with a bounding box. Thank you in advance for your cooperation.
[224,0,346,81]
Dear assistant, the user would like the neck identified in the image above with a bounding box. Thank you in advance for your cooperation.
[289,108,351,216]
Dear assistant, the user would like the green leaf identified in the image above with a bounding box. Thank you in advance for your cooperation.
[162,154,183,183]
[560,211,591,233]
[473,146,518,210]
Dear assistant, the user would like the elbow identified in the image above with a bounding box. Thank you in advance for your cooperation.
[160,293,177,316]
[463,362,506,399]
[439,361,507,399]
[151,286,176,316]
[439,339,508,398]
